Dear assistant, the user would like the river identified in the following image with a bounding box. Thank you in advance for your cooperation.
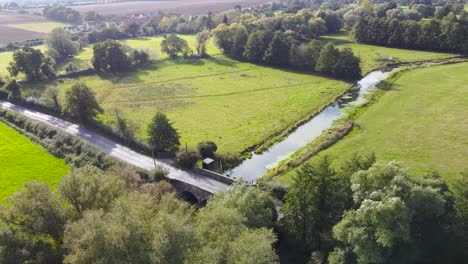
[226,69,396,182]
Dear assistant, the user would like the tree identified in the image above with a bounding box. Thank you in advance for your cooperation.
[41,85,61,109]
[147,112,180,154]
[453,171,468,260]
[332,48,362,80]
[161,34,193,58]
[197,141,218,158]
[209,182,277,228]
[331,161,457,264]
[92,40,131,73]
[62,82,103,123]
[46,27,78,62]
[315,43,340,75]
[227,229,279,264]
[264,31,290,67]
[243,30,274,62]
[283,156,348,253]
[196,29,211,57]
[5,79,21,101]
[59,166,125,218]
[229,26,248,59]
[0,181,67,264]
[123,21,140,37]
[8,48,47,81]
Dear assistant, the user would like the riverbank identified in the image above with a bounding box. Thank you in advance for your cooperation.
[273,60,468,185]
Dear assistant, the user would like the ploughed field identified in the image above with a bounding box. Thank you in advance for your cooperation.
[276,62,468,186]
[0,12,67,46]
[0,122,68,200]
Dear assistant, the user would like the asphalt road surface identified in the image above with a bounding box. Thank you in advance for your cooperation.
[0,100,229,193]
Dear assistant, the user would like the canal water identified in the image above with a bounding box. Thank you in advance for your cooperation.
[226,69,395,182]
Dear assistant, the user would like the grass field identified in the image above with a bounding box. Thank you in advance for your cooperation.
[5,22,68,33]
[275,62,468,186]
[53,56,349,154]
[320,33,457,74]
[0,121,68,200]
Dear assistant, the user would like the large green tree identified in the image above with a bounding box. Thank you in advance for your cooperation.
[62,82,103,123]
[243,30,274,62]
[8,48,54,81]
[283,156,349,253]
[92,40,131,73]
[160,34,192,58]
[147,112,180,154]
[264,31,290,67]
[331,161,458,264]
[46,27,78,62]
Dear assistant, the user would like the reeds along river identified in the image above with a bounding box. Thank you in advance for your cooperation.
[226,69,395,182]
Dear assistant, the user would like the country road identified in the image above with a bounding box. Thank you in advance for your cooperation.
[0,101,229,193]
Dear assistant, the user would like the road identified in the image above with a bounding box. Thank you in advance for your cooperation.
[0,100,229,193]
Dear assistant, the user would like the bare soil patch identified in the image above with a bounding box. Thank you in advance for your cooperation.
[0,25,45,46]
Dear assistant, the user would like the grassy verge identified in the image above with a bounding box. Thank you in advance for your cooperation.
[275,62,468,186]
[0,121,68,200]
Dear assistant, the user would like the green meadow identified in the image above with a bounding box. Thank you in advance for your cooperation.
[276,62,468,186]
[0,121,68,200]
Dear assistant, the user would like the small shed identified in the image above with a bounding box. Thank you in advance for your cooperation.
[202,158,215,170]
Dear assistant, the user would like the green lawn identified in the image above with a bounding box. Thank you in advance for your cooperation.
[0,121,68,200]
[5,22,68,33]
[320,33,457,74]
[275,62,468,186]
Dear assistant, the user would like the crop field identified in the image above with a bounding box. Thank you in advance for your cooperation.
[5,22,68,33]
[0,121,68,200]
[320,33,457,74]
[275,62,468,186]
[58,0,270,16]
[0,12,51,46]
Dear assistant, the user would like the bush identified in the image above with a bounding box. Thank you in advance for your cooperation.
[197,141,218,158]
[148,165,169,182]
[175,150,201,169]
[218,152,242,171]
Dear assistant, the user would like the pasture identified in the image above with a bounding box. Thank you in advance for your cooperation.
[275,62,468,186]
[0,121,68,200]
[320,33,457,74]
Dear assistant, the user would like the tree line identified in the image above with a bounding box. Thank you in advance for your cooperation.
[352,17,468,54]
[43,5,82,24]
[212,23,361,80]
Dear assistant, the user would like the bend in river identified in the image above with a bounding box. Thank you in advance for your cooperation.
[226,69,397,182]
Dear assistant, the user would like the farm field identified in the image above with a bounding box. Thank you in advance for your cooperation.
[0,12,51,46]
[320,32,457,74]
[275,62,468,186]
[59,0,270,16]
[5,22,68,33]
[0,121,68,200]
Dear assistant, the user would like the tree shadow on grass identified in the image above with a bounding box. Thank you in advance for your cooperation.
[204,55,239,68]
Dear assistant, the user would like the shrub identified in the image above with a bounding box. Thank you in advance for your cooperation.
[175,150,201,169]
[197,141,218,158]
[219,152,242,171]
[148,165,169,182]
